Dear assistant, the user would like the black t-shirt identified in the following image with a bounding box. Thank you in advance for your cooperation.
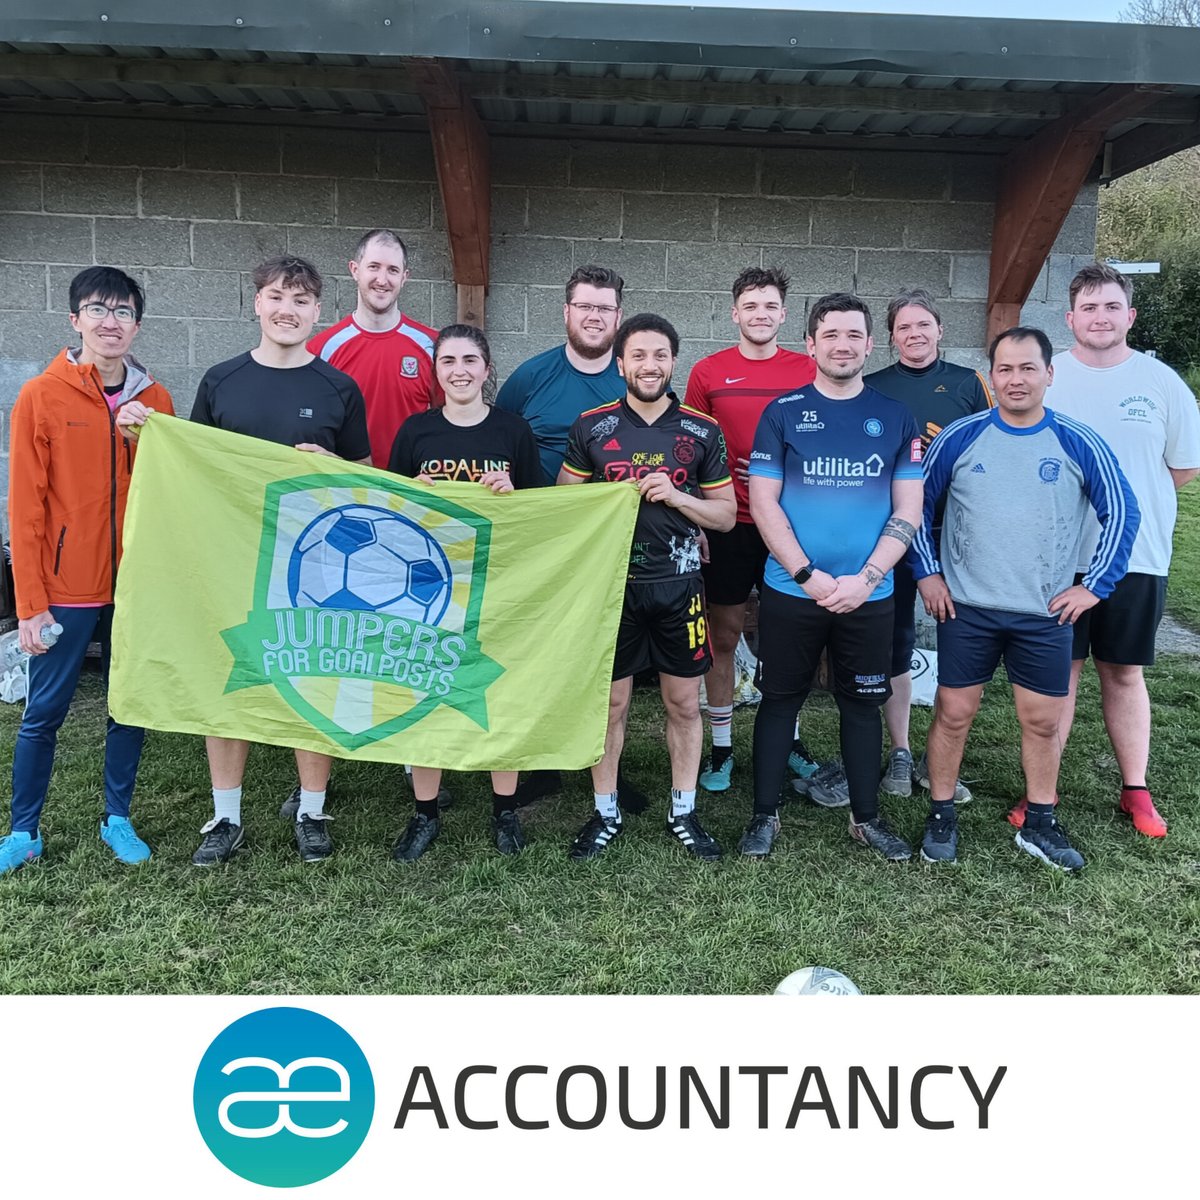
[562,395,731,581]
[864,357,992,447]
[387,407,543,489]
[190,352,371,460]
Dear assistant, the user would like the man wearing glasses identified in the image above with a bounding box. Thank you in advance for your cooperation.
[2,267,174,875]
[496,265,642,807]
[496,264,625,485]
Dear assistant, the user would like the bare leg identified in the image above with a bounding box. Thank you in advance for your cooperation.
[883,670,912,751]
[660,673,703,790]
[294,749,333,793]
[409,766,442,803]
[591,677,632,795]
[1055,659,1086,747]
[1094,660,1151,786]
[491,771,518,796]
[1012,684,1066,805]
[205,736,251,789]
[706,602,745,711]
[925,685,983,801]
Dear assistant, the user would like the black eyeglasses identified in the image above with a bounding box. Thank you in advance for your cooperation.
[77,302,138,324]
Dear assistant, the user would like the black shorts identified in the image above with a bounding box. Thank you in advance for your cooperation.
[938,602,1073,697]
[701,521,767,607]
[1071,571,1166,667]
[754,584,893,705]
[613,577,712,681]
[890,557,918,679]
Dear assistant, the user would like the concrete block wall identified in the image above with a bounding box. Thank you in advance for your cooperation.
[0,111,1098,520]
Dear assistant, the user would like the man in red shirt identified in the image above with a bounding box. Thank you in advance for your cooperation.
[684,267,817,792]
[308,228,439,467]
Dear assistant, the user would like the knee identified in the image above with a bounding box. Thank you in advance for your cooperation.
[1096,662,1144,691]
[932,695,978,735]
[710,624,741,656]
[664,695,701,725]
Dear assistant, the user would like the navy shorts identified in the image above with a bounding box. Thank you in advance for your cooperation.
[1070,571,1166,667]
[937,602,1073,697]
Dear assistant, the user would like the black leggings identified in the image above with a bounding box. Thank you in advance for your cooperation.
[752,691,883,823]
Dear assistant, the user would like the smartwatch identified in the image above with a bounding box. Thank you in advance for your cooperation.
[792,562,815,586]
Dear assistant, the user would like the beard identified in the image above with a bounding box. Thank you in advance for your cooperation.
[627,374,672,403]
[820,358,864,381]
[567,326,614,361]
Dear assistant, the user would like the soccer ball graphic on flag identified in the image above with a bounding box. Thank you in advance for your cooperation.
[287,504,452,625]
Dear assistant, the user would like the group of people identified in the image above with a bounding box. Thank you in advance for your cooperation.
[2,227,1197,877]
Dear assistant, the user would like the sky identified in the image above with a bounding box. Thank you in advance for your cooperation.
[538,0,1131,21]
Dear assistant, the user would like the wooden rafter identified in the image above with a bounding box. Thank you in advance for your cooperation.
[986,84,1170,345]
[405,57,490,328]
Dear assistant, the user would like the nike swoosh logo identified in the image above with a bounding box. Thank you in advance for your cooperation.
[724,376,747,384]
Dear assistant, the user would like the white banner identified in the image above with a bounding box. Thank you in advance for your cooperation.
[0,995,1194,1195]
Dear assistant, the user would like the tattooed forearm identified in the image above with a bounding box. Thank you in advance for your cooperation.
[882,516,916,547]
[861,562,884,589]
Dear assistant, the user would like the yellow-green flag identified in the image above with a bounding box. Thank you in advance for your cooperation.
[110,416,638,770]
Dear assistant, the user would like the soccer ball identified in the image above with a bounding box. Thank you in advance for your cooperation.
[287,504,452,624]
[774,966,862,996]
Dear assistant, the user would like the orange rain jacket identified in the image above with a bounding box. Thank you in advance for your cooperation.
[7,348,175,618]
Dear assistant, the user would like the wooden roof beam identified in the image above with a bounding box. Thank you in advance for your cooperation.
[406,57,490,329]
[986,84,1169,346]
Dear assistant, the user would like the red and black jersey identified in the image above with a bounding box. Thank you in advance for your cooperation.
[685,344,816,522]
[563,395,731,581]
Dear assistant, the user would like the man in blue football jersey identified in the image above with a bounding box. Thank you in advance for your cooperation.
[912,327,1139,872]
[740,293,924,862]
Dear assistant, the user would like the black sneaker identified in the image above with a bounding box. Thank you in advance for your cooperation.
[738,812,780,858]
[492,810,526,855]
[191,818,245,866]
[849,815,912,861]
[513,769,562,808]
[569,811,622,860]
[920,809,958,864]
[1015,820,1085,873]
[436,785,454,812]
[666,810,723,861]
[391,813,440,862]
[295,813,333,862]
[279,785,301,822]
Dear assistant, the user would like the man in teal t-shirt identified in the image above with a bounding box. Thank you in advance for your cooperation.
[496,264,624,484]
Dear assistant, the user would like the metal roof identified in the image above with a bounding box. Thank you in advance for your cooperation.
[3,2,1200,176]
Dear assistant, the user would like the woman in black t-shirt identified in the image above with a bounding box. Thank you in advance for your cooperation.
[387,325,539,863]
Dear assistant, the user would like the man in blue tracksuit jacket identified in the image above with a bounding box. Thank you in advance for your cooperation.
[910,326,1138,873]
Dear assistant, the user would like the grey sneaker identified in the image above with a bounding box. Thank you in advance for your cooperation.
[805,761,851,808]
[849,815,912,861]
[192,818,245,866]
[920,808,958,864]
[279,785,301,822]
[913,752,973,804]
[880,748,914,797]
[738,812,780,858]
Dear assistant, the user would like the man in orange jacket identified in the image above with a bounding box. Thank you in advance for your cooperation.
[1,266,174,874]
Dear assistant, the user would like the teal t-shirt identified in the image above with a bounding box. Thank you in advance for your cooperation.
[495,345,623,484]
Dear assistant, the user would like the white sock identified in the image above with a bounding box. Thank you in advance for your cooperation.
[794,717,802,740]
[594,792,620,822]
[708,704,733,748]
[298,788,326,820]
[212,787,242,826]
[671,788,696,817]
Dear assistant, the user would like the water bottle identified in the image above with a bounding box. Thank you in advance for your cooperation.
[41,622,64,649]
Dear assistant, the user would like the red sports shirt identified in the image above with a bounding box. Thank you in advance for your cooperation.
[685,345,816,521]
[308,313,439,467]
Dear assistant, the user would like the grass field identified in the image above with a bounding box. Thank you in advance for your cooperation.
[2,655,1198,996]
[1169,482,1200,630]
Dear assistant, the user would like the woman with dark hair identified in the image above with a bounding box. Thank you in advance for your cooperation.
[387,324,541,861]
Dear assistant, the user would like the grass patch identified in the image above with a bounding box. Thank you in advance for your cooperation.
[1170,481,1200,630]
[2,661,1199,996]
